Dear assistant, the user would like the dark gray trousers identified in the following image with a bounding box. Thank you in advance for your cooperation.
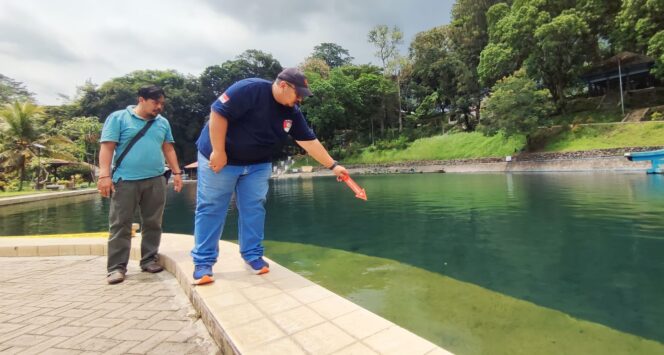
[107,176,166,274]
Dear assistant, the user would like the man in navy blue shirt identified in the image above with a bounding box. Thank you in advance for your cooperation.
[192,68,348,285]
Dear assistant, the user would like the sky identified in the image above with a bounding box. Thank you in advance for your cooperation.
[0,0,452,105]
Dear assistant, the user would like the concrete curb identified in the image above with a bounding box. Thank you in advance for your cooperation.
[0,189,98,206]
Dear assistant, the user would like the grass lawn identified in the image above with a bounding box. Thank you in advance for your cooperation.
[340,121,663,165]
[541,121,664,152]
[344,132,526,164]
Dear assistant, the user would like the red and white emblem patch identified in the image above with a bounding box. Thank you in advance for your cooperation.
[283,119,293,133]
[219,92,230,103]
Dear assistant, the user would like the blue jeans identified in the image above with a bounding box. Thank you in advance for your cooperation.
[191,152,272,266]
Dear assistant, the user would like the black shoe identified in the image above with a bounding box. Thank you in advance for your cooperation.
[141,262,164,273]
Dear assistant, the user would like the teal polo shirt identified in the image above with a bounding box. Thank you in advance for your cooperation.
[100,105,175,182]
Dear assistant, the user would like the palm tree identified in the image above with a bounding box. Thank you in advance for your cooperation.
[0,101,74,190]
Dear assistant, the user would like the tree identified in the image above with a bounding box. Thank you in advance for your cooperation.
[300,65,392,147]
[449,0,506,124]
[368,25,404,68]
[525,11,592,111]
[76,70,206,164]
[410,26,478,130]
[613,0,664,53]
[300,57,331,78]
[478,2,552,88]
[59,116,102,165]
[199,49,283,103]
[368,25,404,134]
[0,74,34,105]
[478,43,517,86]
[648,30,664,80]
[480,69,554,145]
[0,102,74,190]
[311,43,354,68]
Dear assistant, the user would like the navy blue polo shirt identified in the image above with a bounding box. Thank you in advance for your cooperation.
[196,78,316,165]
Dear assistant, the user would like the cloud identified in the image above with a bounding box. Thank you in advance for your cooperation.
[0,5,80,64]
[0,0,452,105]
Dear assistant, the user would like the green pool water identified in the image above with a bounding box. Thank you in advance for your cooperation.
[1,173,663,354]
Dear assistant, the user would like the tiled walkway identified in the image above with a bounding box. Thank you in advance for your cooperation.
[0,235,451,354]
[0,256,219,354]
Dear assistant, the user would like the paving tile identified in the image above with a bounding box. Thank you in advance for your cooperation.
[0,324,40,343]
[148,320,188,331]
[292,322,355,355]
[427,347,455,355]
[27,317,75,335]
[50,327,106,350]
[288,284,336,304]
[128,330,175,353]
[99,340,140,355]
[1,346,27,354]
[308,296,360,320]
[45,326,89,337]
[335,342,380,354]
[253,292,301,315]
[364,326,438,355]
[2,334,51,347]
[271,305,325,335]
[83,318,125,328]
[16,335,67,355]
[214,302,264,329]
[271,274,315,291]
[113,328,160,342]
[249,337,307,355]
[146,342,197,354]
[0,323,24,334]
[228,318,285,352]
[41,348,83,354]
[205,291,248,311]
[332,308,392,340]
[240,282,284,301]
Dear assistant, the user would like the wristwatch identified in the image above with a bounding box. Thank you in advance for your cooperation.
[328,161,338,170]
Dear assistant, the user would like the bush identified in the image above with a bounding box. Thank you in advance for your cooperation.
[480,69,554,138]
[57,164,94,182]
[374,136,410,150]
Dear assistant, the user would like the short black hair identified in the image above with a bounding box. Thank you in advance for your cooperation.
[137,85,165,100]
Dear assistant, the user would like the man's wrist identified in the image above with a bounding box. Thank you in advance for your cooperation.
[328,161,338,170]
[98,176,110,180]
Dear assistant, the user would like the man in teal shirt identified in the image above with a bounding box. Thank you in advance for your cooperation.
[98,85,183,284]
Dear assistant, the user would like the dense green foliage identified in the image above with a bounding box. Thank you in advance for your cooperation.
[0,102,75,190]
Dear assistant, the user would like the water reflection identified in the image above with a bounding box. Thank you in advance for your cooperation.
[1,173,663,347]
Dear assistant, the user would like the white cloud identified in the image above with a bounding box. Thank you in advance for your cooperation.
[0,0,451,105]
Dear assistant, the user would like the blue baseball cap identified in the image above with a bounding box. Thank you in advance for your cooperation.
[277,67,313,97]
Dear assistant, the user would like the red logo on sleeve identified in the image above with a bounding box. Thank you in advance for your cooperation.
[219,93,230,103]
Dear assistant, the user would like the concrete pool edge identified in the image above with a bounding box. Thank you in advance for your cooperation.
[0,234,451,355]
[0,188,98,206]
